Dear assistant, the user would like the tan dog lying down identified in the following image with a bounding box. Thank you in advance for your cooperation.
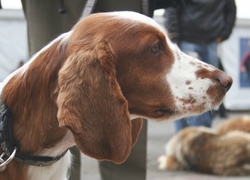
[158,116,250,176]
[217,115,250,134]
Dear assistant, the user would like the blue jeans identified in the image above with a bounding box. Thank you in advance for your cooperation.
[175,41,218,132]
[175,112,213,132]
[179,41,218,67]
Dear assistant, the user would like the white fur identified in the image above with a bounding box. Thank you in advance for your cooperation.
[157,155,168,170]
[28,131,75,180]
[28,152,72,180]
[167,48,218,118]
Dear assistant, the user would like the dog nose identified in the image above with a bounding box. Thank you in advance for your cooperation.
[216,73,233,91]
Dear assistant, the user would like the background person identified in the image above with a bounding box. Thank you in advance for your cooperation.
[240,40,250,81]
[164,0,236,132]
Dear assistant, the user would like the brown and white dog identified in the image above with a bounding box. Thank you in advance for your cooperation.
[0,11,232,179]
[158,116,250,176]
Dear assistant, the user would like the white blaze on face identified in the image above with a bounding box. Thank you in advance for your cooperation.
[167,47,217,115]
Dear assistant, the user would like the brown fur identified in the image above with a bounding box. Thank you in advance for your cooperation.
[0,37,68,180]
[217,115,250,134]
[0,14,149,179]
[0,12,232,179]
[159,124,250,176]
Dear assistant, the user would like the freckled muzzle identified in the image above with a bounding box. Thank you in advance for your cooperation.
[167,49,234,119]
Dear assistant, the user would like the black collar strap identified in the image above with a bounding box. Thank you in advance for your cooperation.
[0,104,68,167]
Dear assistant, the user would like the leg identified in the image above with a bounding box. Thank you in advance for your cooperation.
[175,112,212,133]
[21,0,85,56]
[218,102,228,118]
[99,121,147,180]
[21,1,84,179]
[175,118,190,132]
[68,147,81,180]
[185,112,213,127]
[179,41,201,59]
[203,41,218,67]
[217,58,228,117]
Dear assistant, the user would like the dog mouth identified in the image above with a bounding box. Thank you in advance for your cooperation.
[156,108,176,117]
[129,106,176,120]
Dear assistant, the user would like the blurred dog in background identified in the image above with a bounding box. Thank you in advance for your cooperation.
[158,115,250,176]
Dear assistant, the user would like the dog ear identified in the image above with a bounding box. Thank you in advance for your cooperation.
[56,44,142,164]
[131,118,144,147]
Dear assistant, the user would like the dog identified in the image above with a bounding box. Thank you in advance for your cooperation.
[158,117,250,176]
[217,115,250,134]
[0,11,232,179]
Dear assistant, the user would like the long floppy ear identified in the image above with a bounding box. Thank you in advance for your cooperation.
[56,43,142,164]
[131,118,144,147]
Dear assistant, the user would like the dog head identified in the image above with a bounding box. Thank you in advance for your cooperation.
[55,11,232,163]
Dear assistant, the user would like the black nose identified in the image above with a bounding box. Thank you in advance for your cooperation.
[216,73,233,91]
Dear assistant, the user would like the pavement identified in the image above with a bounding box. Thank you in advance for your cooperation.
[80,111,250,180]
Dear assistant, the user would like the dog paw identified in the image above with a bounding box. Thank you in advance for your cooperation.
[157,155,168,170]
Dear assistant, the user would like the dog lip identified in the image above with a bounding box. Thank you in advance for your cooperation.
[157,108,175,115]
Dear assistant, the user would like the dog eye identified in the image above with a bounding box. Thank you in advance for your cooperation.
[150,43,161,53]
